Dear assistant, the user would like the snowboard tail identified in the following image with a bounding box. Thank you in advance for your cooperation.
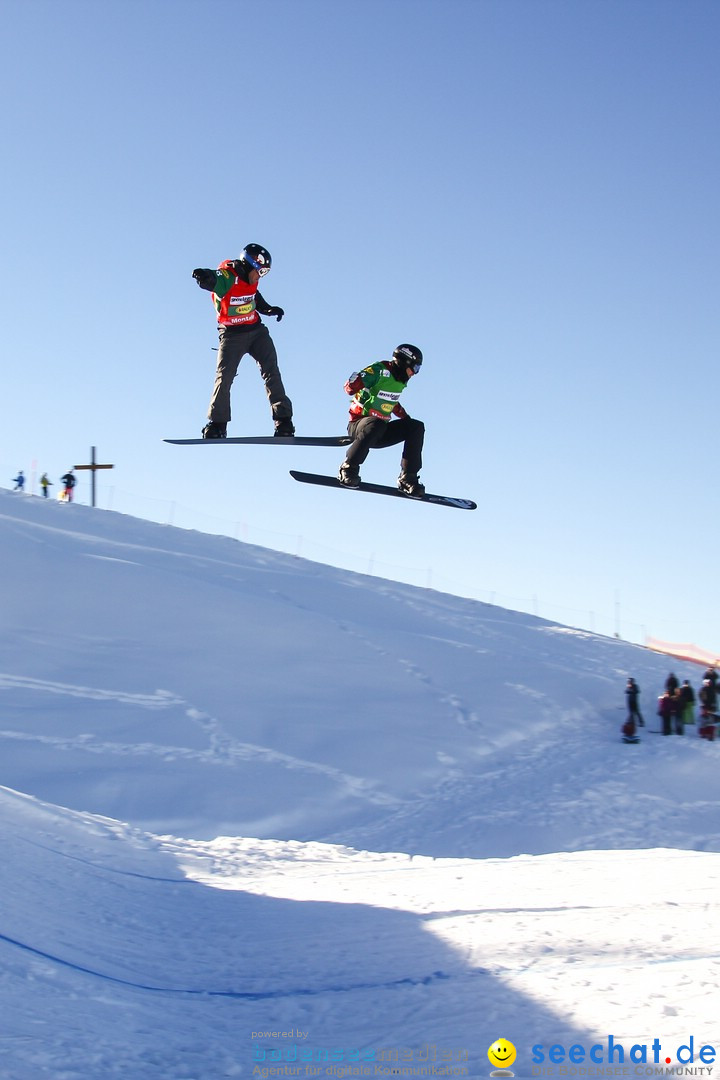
[289,470,477,510]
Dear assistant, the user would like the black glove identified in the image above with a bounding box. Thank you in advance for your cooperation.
[266,306,284,322]
[192,268,216,290]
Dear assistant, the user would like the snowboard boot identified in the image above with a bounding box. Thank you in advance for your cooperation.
[338,462,361,488]
[202,421,227,439]
[274,418,295,437]
[397,473,425,498]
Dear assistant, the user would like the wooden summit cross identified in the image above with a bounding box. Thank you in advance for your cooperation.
[74,446,114,508]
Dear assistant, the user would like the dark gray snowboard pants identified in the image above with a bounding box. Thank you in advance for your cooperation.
[207,323,293,424]
[344,416,425,477]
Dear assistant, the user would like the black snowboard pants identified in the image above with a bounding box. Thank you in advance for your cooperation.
[344,415,425,477]
[208,323,293,425]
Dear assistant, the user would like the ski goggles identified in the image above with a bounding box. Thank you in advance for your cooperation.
[395,348,422,372]
[244,253,270,276]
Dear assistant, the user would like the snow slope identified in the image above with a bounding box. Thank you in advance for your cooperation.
[0,488,718,1079]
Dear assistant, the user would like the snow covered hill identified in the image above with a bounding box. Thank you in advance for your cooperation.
[0,488,718,1080]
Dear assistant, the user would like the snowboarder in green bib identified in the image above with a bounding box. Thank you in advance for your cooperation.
[339,344,425,497]
[192,243,294,439]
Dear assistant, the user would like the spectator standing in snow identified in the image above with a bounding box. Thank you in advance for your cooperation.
[679,680,695,727]
[60,471,76,502]
[702,666,718,696]
[40,473,52,498]
[625,678,644,726]
[671,688,685,735]
[12,470,25,491]
[657,692,674,736]
[699,678,717,720]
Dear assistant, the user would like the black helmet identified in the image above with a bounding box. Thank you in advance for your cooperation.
[393,343,423,371]
[239,243,272,276]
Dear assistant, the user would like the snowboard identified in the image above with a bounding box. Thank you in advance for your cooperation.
[289,470,477,510]
[165,436,351,446]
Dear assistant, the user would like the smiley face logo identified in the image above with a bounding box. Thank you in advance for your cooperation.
[488,1039,516,1073]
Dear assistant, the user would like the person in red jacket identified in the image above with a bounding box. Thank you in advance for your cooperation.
[192,243,294,438]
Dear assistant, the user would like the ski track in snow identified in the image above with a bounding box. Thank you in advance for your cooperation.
[270,583,488,732]
[0,672,399,807]
[0,674,183,708]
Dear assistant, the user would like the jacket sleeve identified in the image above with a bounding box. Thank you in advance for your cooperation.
[255,291,275,316]
[344,372,365,396]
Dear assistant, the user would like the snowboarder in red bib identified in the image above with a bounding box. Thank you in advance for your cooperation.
[192,244,294,439]
[338,344,425,497]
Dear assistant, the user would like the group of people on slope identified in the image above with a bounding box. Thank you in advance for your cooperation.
[625,666,719,739]
[192,243,427,497]
[11,471,76,500]
[655,674,698,736]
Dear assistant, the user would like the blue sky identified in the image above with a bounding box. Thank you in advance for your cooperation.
[2,0,719,650]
